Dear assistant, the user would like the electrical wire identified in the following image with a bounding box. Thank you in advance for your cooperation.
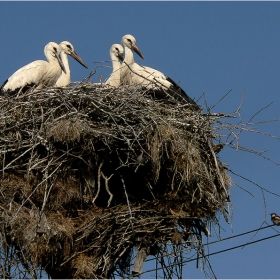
[145,224,274,264]
[151,233,280,274]
[205,224,274,247]
[141,229,280,276]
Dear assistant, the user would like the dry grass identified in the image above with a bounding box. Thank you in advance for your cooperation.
[0,83,231,278]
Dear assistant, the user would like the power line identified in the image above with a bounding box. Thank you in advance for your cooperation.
[145,224,274,264]
[205,224,274,247]
[142,231,280,276]
[202,232,280,259]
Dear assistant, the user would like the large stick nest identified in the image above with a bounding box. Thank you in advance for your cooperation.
[0,83,231,278]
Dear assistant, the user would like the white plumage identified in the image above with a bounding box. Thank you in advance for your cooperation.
[56,41,88,87]
[1,42,66,94]
[104,44,124,87]
[120,34,197,105]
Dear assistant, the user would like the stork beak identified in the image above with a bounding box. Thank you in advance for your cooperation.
[117,52,125,62]
[69,50,88,69]
[132,44,145,60]
[56,52,67,74]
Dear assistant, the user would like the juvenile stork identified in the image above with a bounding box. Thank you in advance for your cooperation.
[56,41,88,87]
[1,42,66,94]
[104,44,124,87]
[120,34,197,105]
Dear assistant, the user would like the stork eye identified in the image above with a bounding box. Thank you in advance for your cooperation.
[67,44,72,50]
[53,47,57,52]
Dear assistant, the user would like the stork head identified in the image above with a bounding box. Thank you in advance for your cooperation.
[121,34,144,60]
[45,42,67,74]
[59,41,88,69]
[110,44,124,62]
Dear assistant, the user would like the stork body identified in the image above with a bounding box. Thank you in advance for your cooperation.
[1,42,66,94]
[121,34,197,105]
[56,41,88,87]
[104,44,124,87]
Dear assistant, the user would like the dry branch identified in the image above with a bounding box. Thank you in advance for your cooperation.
[0,83,231,278]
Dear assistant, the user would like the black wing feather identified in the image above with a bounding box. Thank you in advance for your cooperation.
[165,76,197,106]
[0,79,8,94]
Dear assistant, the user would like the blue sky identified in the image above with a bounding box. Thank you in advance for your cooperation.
[1,1,280,278]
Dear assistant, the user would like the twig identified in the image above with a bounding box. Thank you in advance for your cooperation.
[101,172,114,207]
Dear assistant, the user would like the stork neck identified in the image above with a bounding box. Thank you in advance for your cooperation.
[55,52,71,86]
[45,51,58,64]
[60,52,70,74]
[124,46,134,65]
[111,57,121,72]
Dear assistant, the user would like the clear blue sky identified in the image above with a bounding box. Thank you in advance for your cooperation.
[1,2,280,278]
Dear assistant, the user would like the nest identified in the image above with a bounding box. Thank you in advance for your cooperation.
[0,83,231,278]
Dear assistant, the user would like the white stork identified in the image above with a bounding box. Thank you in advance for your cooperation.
[56,41,88,87]
[1,42,66,94]
[120,34,197,105]
[104,44,124,87]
